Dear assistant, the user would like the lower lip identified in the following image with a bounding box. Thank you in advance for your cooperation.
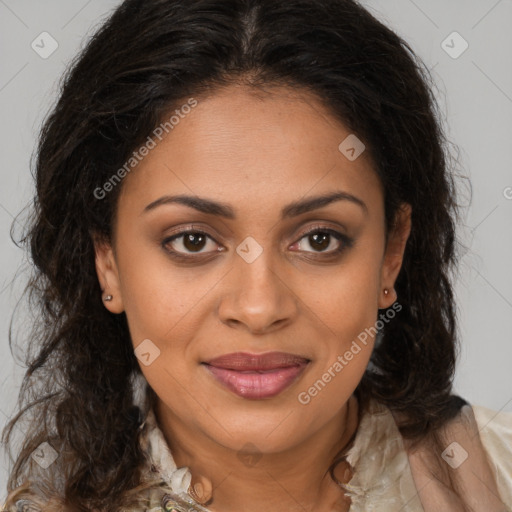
[203,363,309,399]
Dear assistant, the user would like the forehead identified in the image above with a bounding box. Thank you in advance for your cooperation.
[118,84,383,217]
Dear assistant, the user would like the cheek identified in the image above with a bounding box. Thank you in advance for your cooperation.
[115,235,203,343]
[298,306,376,415]
[305,255,382,343]
[297,252,382,403]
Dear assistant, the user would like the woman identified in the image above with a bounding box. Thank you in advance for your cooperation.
[2,0,511,511]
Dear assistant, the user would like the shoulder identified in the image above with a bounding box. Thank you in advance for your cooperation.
[470,403,512,507]
[393,400,512,511]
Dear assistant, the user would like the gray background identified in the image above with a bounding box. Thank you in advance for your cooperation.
[1,0,511,502]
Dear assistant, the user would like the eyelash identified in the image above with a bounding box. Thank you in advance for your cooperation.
[161,224,354,262]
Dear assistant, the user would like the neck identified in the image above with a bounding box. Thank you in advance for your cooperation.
[155,395,359,512]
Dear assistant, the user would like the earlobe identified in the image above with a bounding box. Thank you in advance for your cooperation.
[92,234,125,314]
[378,203,412,309]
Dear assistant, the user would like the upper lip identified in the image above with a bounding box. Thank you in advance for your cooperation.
[203,351,310,371]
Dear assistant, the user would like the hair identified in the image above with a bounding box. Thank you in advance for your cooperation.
[2,0,472,510]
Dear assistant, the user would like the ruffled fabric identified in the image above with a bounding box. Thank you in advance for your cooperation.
[137,407,213,512]
[137,393,512,511]
[4,374,511,511]
[139,410,192,494]
[340,399,424,511]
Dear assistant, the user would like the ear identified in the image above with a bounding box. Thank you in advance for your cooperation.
[92,233,125,314]
[378,203,412,309]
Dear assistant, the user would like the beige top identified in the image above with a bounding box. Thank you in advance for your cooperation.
[3,396,512,511]
[132,396,512,511]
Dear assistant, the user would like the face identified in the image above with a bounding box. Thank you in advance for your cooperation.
[94,84,411,455]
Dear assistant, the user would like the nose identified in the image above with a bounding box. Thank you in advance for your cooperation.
[217,247,298,335]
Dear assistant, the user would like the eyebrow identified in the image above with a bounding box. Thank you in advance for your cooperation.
[141,190,368,219]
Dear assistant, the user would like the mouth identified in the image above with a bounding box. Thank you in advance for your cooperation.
[201,351,311,399]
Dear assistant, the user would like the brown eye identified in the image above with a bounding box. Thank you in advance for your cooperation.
[182,233,207,252]
[307,232,331,252]
[293,229,349,254]
[163,230,220,256]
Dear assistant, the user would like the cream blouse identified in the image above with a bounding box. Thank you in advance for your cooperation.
[3,393,512,511]
[134,397,512,512]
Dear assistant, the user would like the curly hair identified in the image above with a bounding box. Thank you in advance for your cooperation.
[2,0,470,510]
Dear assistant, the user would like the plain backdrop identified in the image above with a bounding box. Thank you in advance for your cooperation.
[1,0,511,502]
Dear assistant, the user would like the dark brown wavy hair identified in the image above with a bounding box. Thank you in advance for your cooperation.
[2,0,471,510]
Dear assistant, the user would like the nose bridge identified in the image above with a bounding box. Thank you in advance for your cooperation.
[238,245,278,300]
[217,236,296,332]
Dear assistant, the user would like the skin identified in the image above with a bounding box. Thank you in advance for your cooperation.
[94,83,411,512]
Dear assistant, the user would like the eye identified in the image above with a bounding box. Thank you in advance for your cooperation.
[291,226,353,255]
[161,224,353,262]
[162,228,222,258]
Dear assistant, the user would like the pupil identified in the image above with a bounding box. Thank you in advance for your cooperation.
[184,233,206,252]
[310,233,329,251]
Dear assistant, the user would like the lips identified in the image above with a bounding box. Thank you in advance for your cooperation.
[204,351,310,371]
[202,351,310,399]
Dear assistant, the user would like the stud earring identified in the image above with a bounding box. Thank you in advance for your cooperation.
[103,294,113,302]
[383,289,389,296]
